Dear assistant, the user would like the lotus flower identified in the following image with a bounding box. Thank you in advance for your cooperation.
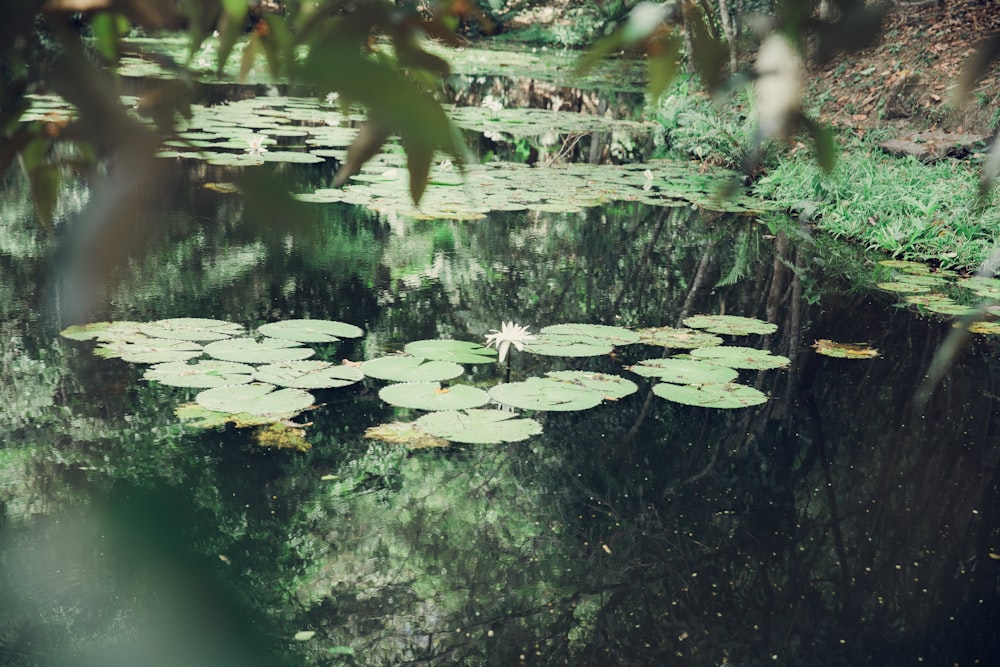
[485,322,535,363]
[246,135,269,158]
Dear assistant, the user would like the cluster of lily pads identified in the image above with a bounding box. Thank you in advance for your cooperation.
[875,259,1000,333]
[23,84,765,218]
[60,315,789,449]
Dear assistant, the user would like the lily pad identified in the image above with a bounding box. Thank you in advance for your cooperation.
[966,321,1000,334]
[636,326,724,349]
[175,402,279,428]
[688,346,790,370]
[96,339,204,364]
[204,337,315,363]
[924,302,978,316]
[878,259,929,271]
[629,358,739,384]
[361,356,465,382]
[144,360,255,387]
[652,382,768,408]
[877,282,931,294]
[544,371,638,399]
[364,421,451,449]
[894,273,948,287]
[682,315,777,336]
[525,333,613,357]
[489,377,604,412]
[253,360,364,389]
[257,319,364,343]
[414,409,543,444]
[140,317,245,341]
[903,293,954,307]
[539,323,641,345]
[403,339,498,364]
[61,321,145,343]
[378,382,490,411]
[811,339,880,359]
[196,382,314,418]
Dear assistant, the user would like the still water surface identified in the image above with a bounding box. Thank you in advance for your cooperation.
[2,95,1000,667]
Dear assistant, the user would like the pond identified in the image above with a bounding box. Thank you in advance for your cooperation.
[3,45,1000,667]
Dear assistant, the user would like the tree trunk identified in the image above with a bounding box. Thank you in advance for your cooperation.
[717,0,738,73]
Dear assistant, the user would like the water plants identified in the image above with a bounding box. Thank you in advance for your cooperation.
[63,314,789,449]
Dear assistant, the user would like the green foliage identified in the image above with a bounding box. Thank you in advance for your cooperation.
[755,146,1000,270]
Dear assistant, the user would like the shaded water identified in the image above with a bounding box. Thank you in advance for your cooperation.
[4,92,1000,667]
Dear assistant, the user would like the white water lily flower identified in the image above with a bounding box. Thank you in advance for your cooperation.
[246,135,269,158]
[485,322,535,363]
[481,95,504,117]
[325,91,339,105]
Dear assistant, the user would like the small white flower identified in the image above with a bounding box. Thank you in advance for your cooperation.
[325,92,339,105]
[484,322,535,363]
[246,135,269,158]
[643,169,654,180]
[437,159,453,172]
[481,95,504,117]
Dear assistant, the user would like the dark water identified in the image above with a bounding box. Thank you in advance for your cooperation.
[3,126,1000,667]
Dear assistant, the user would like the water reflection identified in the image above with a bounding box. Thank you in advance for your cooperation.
[2,157,1000,665]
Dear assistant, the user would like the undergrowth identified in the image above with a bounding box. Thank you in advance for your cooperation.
[754,147,1000,270]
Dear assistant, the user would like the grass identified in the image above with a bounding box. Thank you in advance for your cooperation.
[753,144,1000,270]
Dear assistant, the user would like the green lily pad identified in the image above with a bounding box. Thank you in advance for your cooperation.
[894,273,948,287]
[175,402,279,428]
[682,315,778,336]
[144,360,255,387]
[140,317,245,341]
[489,377,604,412]
[544,371,638,399]
[257,319,364,343]
[636,326,724,349]
[414,409,543,444]
[629,358,739,384]
[924,302,978,316]
[204,337,315,363]
[539,323,641,345]
[361,356,465,382]
[903,293,954,307]
[96,339,204,364]
[364,421,451,449]
[688,346,790,370]
[525,333,613,357]
[877,282,931,294]
[61,321,145,343]
[196,382,314,418]
[878,259,929,271]
[652,382,768,408]
[811,339,879,359]
[378,382,490,411]
[253,361,364,389]
[403,340,498,364]
[967,321,1000,334]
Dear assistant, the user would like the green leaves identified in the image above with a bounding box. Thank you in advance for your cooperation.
[403,340,497,365]
[196,383,314,418]
[414,410,542,444]
[683,315,778,336]
[144,360,255,388]
[652,382,768,409]
[361,356,465,383]
[257,319,364,343]
[378,382,490,411]
[490,377,604,412]
[204,337,315,364]
[253,361,364,389]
